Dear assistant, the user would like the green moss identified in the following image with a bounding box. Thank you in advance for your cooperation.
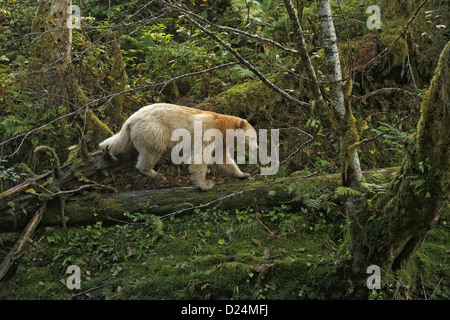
[1,201,348,300]
[2,184,448,300]
[107,40,128,128]
[202,74,298,125]
[338,107,360,184]
[379,29,408,75]
[86,110,114,147]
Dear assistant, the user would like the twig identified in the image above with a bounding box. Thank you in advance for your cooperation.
[59,195,67,230]
[255,215,274,237]
[175,7,299,54]
[429,276,443,300]
[420,275,428,300]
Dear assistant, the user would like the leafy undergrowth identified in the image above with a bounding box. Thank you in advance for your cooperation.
[0,204,351,300]
[0,203,448,300]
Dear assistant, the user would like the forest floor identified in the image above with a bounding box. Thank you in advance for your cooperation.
[0,177,448,300]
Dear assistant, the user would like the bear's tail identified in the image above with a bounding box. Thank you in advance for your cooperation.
[99,121,134,156]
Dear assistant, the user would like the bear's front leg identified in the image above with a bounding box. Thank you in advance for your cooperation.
[215,151,251,179]
[189,163,215,191]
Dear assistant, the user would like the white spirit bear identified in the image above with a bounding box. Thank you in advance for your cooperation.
[99,103,258,190]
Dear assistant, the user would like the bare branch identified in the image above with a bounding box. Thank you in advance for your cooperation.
[352,87,419,100]
[167,1,311,108]
[0,62,240,157]
[348,0,431,78]
[356,114,412,146]
[175,7,299,54]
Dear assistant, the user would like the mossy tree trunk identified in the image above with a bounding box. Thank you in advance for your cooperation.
[285,0,448,277]
[30,0,112,159]
[352,41,450,273]
[30,0,84,111]
[284,0,365,258]
[107,39,128,130]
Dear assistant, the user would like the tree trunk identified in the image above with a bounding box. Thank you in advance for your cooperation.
[284,0,367,267]
[316,0,363,189]
[351,41,450,273]
[29,0,113,160]
[30,0,83,110]
[315,0,370,276]
[107,39,128,130]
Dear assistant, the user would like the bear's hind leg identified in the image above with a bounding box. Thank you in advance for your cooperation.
[136,150,161,178]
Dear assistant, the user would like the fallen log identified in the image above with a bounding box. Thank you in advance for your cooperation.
[0,158,399,232]
[0,149,137,231]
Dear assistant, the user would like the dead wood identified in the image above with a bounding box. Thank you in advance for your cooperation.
[0,202,47,281]
[0,148,399,232]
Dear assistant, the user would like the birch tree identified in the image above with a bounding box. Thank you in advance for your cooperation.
[313,0,370,275]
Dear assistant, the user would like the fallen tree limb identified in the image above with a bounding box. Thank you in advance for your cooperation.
[0,202,47,281]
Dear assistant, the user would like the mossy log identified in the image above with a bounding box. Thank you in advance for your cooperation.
[0,149,136,231]
[0,147,398,231]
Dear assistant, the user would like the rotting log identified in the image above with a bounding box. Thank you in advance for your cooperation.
[0,149,137,231]
[0,157,399,232]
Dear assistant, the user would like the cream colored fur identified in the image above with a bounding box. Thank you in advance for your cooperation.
[99,103,256,190]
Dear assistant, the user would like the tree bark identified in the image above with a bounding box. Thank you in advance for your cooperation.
[352,41,450,273]
[30,0,83,110]
[316,0,363,190]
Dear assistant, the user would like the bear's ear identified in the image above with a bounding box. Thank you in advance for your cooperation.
[238,119,246,128]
